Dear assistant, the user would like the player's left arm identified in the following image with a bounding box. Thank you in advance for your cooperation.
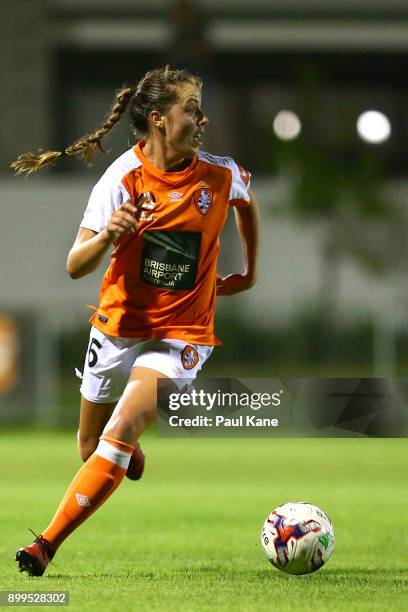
[217,188,260,296]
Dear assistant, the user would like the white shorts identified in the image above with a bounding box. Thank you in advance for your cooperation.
[79,327,213,404]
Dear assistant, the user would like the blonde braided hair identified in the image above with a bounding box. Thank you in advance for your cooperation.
[10,85,136,175]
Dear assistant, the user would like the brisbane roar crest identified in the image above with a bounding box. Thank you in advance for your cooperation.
[181,345,199,370]
[193,188,213,216]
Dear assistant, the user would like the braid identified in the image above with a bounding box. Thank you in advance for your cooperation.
[65,86,135,165]
[10,85,136,175]
[10,150,65,176]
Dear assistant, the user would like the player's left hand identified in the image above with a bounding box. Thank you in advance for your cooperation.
[216,273,256,296]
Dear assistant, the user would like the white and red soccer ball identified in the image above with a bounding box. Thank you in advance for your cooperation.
[261,502,335,575]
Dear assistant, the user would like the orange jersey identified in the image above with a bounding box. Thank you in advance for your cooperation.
[80,142,251,345]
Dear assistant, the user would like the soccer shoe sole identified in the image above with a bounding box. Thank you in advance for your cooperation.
[16,548,46,576]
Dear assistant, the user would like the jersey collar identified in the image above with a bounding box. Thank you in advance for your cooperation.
[134,141,198,185]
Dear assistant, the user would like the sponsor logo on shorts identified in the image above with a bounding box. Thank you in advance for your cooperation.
[193,189,213,215]
[181,345,199,370]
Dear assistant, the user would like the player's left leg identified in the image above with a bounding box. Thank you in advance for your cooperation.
[78,397,145,480]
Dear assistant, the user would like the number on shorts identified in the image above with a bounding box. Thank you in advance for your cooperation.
[88,338,102,368]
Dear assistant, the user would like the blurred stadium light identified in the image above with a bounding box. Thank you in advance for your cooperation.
[273,110,302,141]
[357,111,391,144]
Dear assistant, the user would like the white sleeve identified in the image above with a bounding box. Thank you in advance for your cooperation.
[228,158,251,205]
[80,176,131,233]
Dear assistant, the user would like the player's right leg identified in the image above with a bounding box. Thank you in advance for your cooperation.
[15,430,135,576]
[78,328,146,480]
[16,366,165,576]
[77,397,115,462]
[16,336,213,576]
[78,396,145,480]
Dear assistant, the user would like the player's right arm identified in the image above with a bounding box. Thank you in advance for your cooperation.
[66,202,138,279]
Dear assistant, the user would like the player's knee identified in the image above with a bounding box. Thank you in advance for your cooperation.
[104,407,155,443]
[78,437,98,462]
[126,405,156,439]
[133,406,156,432]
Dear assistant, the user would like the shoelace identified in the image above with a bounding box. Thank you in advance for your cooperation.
[28,529,54,558]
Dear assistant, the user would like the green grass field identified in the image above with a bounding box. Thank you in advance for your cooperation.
[1,430,408,611]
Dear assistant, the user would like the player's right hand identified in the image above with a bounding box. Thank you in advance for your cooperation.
[103,202,139,242]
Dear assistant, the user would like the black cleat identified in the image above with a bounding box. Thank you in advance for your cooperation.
[125,442,145,481]
[16,535,55,576]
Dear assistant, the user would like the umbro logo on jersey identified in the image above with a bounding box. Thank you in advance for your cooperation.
[193,188,213,215]
[168,191,183,202]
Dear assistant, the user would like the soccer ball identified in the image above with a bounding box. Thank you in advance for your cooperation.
[261,502,335,575]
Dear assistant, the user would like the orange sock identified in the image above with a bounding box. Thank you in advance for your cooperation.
[41,435,134,549]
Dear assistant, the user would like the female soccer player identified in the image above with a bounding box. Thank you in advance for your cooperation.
[11,66,259,576]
